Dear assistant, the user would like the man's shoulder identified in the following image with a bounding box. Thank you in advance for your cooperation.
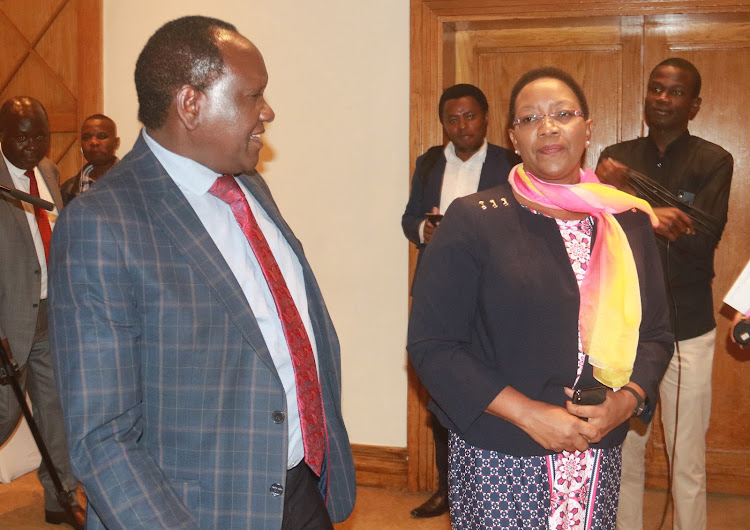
[417,144,445,162]
[486,142,521,169]
[38,156,60,181]
[686,134,733,162]
[600,137,647,158]
[61,150,151,217]
[486,142,514,155]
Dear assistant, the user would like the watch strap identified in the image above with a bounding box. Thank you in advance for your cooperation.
[619,385,645,417]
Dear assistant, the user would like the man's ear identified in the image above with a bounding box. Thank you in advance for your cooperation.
[689,96,702,121]
[174,84,203,131]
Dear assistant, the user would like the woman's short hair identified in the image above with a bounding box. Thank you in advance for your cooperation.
[506,67,589,130]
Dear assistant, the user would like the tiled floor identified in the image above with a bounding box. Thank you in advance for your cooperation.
[1,471,748,528]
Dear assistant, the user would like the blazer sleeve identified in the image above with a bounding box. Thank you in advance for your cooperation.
[402,152,432,246]
[48,201,200,530]
[407,199,508,432]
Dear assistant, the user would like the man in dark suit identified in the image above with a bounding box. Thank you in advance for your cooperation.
[401,84,519,518]
[0,96,84,529]
[48,16,355,529]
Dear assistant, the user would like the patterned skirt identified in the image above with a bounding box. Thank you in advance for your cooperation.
[448,432,622,529]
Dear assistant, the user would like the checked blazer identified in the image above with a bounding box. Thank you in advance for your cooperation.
[48,134,356,529]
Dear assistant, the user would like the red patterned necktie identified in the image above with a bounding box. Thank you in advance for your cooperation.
[209,175,325,475]
[24,169,52,263]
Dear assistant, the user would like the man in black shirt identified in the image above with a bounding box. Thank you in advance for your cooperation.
[597,58,733,530]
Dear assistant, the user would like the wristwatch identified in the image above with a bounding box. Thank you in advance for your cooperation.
[619,386,645,417]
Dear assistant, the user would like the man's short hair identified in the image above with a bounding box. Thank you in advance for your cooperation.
[438,84,489,121]
[83,113,117,132]
[653,57,702,98]
[135,16,238,129]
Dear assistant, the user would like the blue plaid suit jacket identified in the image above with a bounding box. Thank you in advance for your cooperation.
[48,134,356,529]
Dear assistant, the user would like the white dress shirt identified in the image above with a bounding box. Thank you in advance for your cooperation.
[439,139,488,212]
[418,139,488,243]
[1,148,59,299]
[143,130,317,469]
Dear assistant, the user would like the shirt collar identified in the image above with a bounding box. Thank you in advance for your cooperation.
[444,138,488,165]
[646,129,692,156]
[142,128,222,196]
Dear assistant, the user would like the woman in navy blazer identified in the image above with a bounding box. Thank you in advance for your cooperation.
[407,68,673,529]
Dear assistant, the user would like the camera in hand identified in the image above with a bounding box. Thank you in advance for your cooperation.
[734,318,750,346]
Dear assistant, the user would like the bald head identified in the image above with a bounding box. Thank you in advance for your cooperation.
[0,97,50,170]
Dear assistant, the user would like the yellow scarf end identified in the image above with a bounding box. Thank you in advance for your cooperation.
[592,366,633,389]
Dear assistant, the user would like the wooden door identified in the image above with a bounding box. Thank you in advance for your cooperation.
[409,1,750,495]
[0,0,102,181]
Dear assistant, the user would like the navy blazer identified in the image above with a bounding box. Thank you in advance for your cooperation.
[48,134,356,529]
[401,142,521,250]
[407,183,674,456]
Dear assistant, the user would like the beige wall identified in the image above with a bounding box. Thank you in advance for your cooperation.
[103,1,410,447]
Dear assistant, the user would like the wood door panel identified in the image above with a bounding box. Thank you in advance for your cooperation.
[451,17,643,172]
[0,0,101,180]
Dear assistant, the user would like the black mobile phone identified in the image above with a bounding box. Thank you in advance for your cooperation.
[572,386,608,406]
[425,213,443,225]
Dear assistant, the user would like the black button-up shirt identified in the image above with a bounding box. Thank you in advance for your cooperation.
[599,131,733,340]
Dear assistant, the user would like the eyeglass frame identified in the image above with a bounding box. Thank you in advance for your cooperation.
[511,109,584,129]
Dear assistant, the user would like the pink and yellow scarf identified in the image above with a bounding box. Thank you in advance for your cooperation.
[509,164,659,388]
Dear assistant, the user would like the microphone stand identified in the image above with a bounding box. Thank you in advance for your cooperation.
[0,187,77,522]
[625,168,723,241]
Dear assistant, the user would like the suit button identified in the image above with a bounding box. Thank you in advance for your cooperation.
[34,270,40,276]
[32,303,39,308]
[270,483,283,496]
[272,411,285,424]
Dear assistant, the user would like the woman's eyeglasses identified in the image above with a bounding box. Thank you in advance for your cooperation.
[512,110,584,129]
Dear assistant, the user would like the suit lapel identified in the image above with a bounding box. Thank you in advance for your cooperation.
[131,139,278,373]
[424,157,446,210]
[0,158,37,255]
[238,174,337,370]
[38,159,63,210]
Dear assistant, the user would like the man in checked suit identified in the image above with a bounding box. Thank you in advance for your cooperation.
[48,16,355,529]
[401,84,519,518]
[0,96,84,528]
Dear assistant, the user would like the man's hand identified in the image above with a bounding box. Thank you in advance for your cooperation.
[596,158,635,194]
[564,386,640,441]
[423,207,440,244]
[653,206,695,241]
